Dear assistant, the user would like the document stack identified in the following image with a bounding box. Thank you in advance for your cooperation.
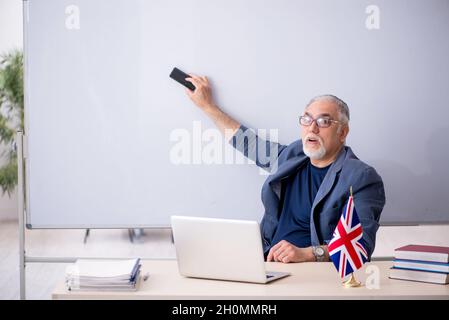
[389,245,449,285]
[65,258,141,291]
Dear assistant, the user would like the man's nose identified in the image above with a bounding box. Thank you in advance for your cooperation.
[309,120,320,134]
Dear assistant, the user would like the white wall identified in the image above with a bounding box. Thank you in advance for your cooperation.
[0,0,22,220]
[0,0,447,255]
[0,0,22,53]
[373,225,449,258]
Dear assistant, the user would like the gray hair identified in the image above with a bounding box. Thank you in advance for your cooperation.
[306,94,350,124]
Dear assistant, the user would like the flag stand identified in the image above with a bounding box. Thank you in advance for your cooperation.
[343,273,362,288]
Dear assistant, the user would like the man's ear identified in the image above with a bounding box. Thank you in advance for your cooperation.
[340,125,349,143]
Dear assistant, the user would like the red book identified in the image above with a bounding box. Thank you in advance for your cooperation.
[395,245,449,263]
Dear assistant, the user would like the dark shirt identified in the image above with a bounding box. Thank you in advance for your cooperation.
[270,159,330,249]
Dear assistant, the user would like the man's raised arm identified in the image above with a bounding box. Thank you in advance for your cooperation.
[185,74,286,172]
[185,75,240,142]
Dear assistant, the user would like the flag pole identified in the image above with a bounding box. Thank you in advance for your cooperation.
[342,186,362,288]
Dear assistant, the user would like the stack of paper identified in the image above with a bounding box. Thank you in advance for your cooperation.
[65,258,141,291]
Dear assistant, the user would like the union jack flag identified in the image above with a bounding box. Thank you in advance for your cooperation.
[328,194,368,279]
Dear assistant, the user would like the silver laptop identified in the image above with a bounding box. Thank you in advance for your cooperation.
[171,216,290,284]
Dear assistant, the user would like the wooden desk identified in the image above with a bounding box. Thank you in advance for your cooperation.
[52,260,449,300]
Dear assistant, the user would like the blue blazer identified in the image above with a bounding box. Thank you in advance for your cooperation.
[230,125,386,260]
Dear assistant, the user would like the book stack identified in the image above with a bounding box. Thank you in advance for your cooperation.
[389,245,449,285]
[65,258,142,291]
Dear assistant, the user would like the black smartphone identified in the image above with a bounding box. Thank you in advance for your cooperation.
[169,67,196,91]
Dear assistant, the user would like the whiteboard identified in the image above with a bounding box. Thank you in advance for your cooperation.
[24,0,449,228]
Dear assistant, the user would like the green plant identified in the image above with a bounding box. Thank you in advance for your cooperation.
[0,49,24,196]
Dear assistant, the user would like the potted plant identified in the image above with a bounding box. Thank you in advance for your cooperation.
[0,49,24,196]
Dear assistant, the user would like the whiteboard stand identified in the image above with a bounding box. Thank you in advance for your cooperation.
[83,228,144,244]
[18,131,25,299]
[128,228,145,243]
[17,131,79,300]
[83,229,90,244]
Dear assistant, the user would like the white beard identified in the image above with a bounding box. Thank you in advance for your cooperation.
[303,142,326,160]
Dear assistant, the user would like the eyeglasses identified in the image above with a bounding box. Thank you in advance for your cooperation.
[299,115,340,128]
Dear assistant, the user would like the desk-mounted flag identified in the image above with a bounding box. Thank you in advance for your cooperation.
[328,189,368,283]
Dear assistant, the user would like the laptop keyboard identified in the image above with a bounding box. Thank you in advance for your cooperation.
[266,274,274,278]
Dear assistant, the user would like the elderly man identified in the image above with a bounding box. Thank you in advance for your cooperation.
[184,75,385,263]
